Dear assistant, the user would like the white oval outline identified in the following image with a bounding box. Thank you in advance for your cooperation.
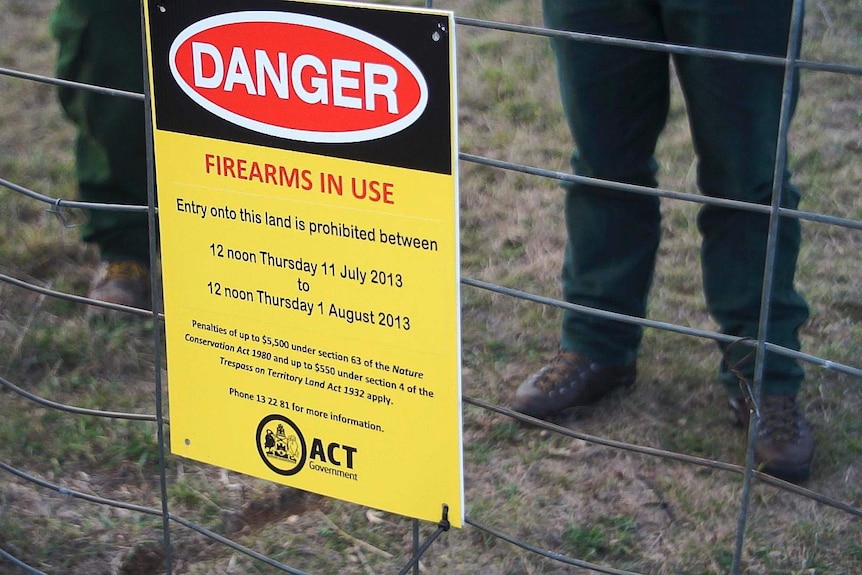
[168,11,429,143]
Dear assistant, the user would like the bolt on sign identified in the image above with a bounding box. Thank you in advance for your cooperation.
[143,0,462,527]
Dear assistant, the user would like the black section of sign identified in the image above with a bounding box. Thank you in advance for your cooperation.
[148,0,452,175]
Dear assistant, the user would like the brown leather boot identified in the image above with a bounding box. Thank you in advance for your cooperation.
[729,394,815,483]
[87,260,151,318]
[512,350,636,419]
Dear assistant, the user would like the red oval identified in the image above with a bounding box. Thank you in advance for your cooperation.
[172,20,424,135]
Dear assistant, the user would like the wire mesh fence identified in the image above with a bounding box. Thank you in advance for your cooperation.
[1,1,861,573]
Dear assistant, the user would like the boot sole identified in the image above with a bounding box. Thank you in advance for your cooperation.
[758,461,811,484]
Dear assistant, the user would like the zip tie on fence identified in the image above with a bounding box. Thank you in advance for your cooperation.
[0,374,161,423]
[395,505,450,575]
[46,197,77,229]
[438,504,451,531]
[0,271,162,320]
[463,395,862,519]
[464,517,643,575]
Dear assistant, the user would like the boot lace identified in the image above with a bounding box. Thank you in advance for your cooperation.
[104,261,149,281]
[758,394,802,441]
[534,351,584,393]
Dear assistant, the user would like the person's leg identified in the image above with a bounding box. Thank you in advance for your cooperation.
[513,1,669,418]
[51,0,151,310]
[664,0,809,396]
[665,0,813,481]
[544,0,668,366]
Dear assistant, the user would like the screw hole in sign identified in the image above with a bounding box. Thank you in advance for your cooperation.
[433,23,447,42]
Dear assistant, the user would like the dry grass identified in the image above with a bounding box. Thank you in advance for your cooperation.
[1,1,861,574]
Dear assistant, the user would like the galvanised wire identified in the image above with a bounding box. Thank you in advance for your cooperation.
[463,396,862,520]
[0,65,145,100]
[0,270,159,318]
[0,548,47,575]
[454,15,862,77]
[0,461,312,575]
[464,517,643,575]
[0,460,165,518]
[139,5,175,569]
[460,276,862,380]
[5,265,862,378]
[2,276,859,511]
[1,2,860,574]
[734,0,807,570]
[0,374,160,422]
[396,519,450,575]
[0,175,150,214]
[460,152,862,233]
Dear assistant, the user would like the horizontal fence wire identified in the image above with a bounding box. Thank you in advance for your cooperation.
[455,15,862,76]
[1,2,860,574]
[0,65,145,100]
[464,517,643,575]
[0,374,159,422]
[0,548,47,575]
[463,396,862,520]
[0,461,311,575]
[0,270,158,318]
[460,152,862,232]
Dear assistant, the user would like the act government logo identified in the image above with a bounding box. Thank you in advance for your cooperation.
[257,414,307,476]
[168,11,429,143]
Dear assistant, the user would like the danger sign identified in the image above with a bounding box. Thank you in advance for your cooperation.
[144,0,462,528]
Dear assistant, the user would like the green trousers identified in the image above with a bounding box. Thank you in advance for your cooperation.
[51,0,149,262]
[543,0,809,395]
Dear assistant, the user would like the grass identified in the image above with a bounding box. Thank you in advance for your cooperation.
[2,0,861,574]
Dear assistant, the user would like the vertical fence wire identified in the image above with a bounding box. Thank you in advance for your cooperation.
[139,1,175,572]
[732,0,808,572]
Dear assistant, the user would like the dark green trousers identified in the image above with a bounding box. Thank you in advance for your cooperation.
[51,0,149,262]
[543,0,809,395]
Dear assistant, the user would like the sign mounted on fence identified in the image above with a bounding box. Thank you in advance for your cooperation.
[143,0,462,527]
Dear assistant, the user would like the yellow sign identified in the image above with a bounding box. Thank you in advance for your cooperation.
[144,0,462,527]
